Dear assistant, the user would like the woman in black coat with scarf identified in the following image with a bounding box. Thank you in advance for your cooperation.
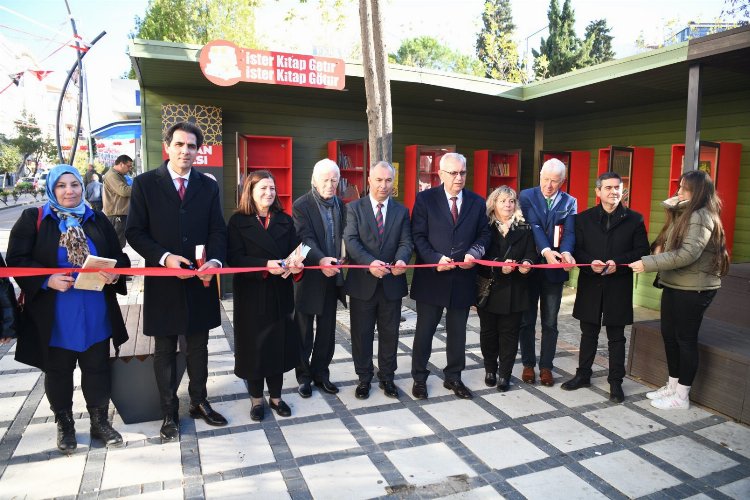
[228,170,303,421]
[477,186,536,392]
[3,164,129,453]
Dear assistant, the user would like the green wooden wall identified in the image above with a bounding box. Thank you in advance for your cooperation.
[542,89,750,308]
[140,86,535,222]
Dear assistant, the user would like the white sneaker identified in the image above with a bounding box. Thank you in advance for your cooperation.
[646,385,675,400]
[650,393,690,410]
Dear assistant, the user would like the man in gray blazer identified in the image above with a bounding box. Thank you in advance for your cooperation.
[344,161,413,399]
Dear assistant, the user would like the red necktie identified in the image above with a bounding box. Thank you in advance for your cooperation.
[177,177,186,200]
[450,196,458,224]
[375,203,384,241]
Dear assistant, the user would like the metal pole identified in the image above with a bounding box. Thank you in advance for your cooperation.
[683,63,702,172]
[525,24,549,81]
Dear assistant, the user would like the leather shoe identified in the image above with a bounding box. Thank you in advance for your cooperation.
[160,414,179,441]
[443,379,473,399]
[189,401,228,426]
[270,400,292,417]
[298,382,312,398]
[412,381,428,400]
[250,403,264,421]
[355,381,371,399]
[561,373,591,391]
[315,379,339,394]
[609,382,625,403]
[496,377,510,392]
[539,368,554,387]
[522,366,536,384]
[379,380,399,399]
[485,372,497,387]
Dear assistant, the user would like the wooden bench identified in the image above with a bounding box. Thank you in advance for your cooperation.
[109,304,186,424]
[628,263,750,423]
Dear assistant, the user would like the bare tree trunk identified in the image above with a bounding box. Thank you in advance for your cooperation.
[359,0,392,165]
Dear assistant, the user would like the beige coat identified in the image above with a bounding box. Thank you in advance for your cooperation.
[102,169,131,216]
[642,205,721,291]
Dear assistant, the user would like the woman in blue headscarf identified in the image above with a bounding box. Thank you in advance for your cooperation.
[3,165,130,454]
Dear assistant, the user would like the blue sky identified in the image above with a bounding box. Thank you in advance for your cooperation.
[0,0,734,127]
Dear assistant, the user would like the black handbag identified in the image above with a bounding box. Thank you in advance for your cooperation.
[475,274,494,308]
[0,277,19,339]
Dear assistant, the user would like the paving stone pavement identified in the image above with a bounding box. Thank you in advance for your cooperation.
[0,246,748,499]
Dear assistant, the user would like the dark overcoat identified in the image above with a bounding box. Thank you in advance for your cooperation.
[343,196,413,301]
[292,191,346,314]
[410,185,491,309]
[7,207,129,370]
[572,203,650,326]
[477,220,537,314]
[227,211,301,379]
[125,162,227,336]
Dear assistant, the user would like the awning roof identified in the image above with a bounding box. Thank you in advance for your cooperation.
[91,120,141,139]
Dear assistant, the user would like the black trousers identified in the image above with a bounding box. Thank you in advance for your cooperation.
[295,282,338,384]
[153,332,209,415]
[478,309,522,380]
[247,374,283,399]
[107,215,127,249]
[660,287,716,386]
[411,302,469,383]
[578,321,626,383]
[45,338,110,412]
[349,282,401,383]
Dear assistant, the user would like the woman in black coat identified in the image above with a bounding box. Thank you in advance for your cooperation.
[3,164,129,453]
[477,186,536,392]
[228,170,303,421]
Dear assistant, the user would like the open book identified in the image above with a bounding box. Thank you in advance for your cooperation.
[73,255,118,291]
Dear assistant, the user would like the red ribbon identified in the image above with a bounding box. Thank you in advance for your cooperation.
[0,260,621,279]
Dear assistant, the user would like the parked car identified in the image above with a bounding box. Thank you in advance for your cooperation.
[34,172,48,191]
[16,176,34,187]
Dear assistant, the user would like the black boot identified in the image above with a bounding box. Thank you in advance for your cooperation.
[560,370,591,391]
[88,405,123,447]
[55,410,77,453]
[609,382,625,403]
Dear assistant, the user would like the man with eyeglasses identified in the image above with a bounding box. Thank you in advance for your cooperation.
[410,152,490,400]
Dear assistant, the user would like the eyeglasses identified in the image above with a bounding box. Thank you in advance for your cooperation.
[440,170,467,178]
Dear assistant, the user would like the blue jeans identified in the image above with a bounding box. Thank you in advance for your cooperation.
[519,273,563,370]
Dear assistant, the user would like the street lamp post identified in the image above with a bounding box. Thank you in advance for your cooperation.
[524,24,549,82]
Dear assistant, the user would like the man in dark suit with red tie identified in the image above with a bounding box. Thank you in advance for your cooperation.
[126,122,228,441]
[518,158,577,387]
[344,161,413,399]
[410,153,490,400]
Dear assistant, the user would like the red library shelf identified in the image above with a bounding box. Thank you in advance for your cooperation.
[328,139,368,203]
[474,149,520,196]
[539,150,591,211]
[669,141,742,256]
[237,134,293,215]
[597,145,654,231]
[404,144,456,211]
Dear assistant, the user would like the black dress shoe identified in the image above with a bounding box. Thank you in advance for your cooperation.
[189,401,228,426]
[609,382,625,403]
[160,414,179,441]
[412,381,428,400]
[496,377,510,392]
[270,400,292,417]
[379,381,399,399]
[315,379,339,394]
[355,381,371,399]
[485,372,497,387]
[560,373,591,391]
[250,403,264,421]
[443,379,473,399]
[298,382,312,398]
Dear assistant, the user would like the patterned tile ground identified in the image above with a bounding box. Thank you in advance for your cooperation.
[0,243,748,499]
